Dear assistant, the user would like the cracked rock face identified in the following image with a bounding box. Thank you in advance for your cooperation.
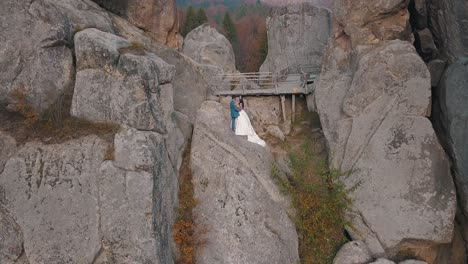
[0,2,185,262]
[110,16,210,125]
[72,28,175,134]
[259,3,331,74]
[0,0,113,113]
[191,101,299,264]
[0,128,180,263]
[315,9,457,257]
[0,137,106,263]
[183,24,236,72]
[92,0,179,48]
[182,24,241,95]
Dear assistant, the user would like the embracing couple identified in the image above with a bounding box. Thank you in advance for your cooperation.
[230,95,266,147]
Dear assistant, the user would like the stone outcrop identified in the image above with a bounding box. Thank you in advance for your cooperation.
[0,1,186,263]
[111,15,209,132]
[0,128,181,263]
[72,28,175,134]
[371,259,396,264]
[0,132,16,173]
[333,0,412,47]
[183,24,236,72]
[433,58,468,221]
[315,0,457,259]
[0,0,113,113]
[191,101,299,264]
[426,0,468,63]
[0,206,25,264]
[416,1,468,254]
[408,0,468,256]
[182,24,240,96]
[92,0,180,48]
[260,3,331,74]
[333,241,372,264]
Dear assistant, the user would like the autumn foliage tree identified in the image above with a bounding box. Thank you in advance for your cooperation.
[181,6,209,37]
[235,15,267,72]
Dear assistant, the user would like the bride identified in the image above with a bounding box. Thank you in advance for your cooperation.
[235,96,266,147]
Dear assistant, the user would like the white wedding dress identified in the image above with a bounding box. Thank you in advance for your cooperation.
[235,110,266,147]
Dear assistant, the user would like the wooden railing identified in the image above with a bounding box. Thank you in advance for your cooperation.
[215,65,321,94]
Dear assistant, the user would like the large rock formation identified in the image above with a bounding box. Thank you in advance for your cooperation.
[419,1,468,252]
[0,0,113,113]
[314,0,457,260]
[426,0,468,63]
[0,1,187,263]
[191,101,299,264]
[111,15,209,137]
[71,28,176,134]
[259,3,331,73]
[92,0,180,48]
[183,24,236,72]
[182,24,242,96]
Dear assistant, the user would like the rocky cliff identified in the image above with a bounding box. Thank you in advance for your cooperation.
[182,24,237,97]
[0,0,207,263]
[92,0,180,48]
[314,0,459,262]
[412,0,468,256]
[259,3,331,73]
[191,101,299,264]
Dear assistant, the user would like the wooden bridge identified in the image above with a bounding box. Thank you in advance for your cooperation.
[214,66,320,121]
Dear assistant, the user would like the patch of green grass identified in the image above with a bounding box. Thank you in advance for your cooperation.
[273,140,356,264]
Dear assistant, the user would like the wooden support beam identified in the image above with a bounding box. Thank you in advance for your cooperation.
[292,94,296,122]
[280,95,286,122]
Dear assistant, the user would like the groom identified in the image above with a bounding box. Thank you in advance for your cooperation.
[230,95,241,132]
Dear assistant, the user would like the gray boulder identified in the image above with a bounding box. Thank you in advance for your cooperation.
[333,0,412,46]
[260,3,331,74]
[433,58,468,221]
[191,101,299,264]
[315,39,457,256]
[0,137,107,264]
[428,0,468,63]
[427,59,446,87]
[415,28,437,59]
[0,127,180,263]
[371,259,396,264]
[399,260,427,264]
[333,241,372,264]
[0,206,25,264]
[183,24,236,72]
[92,0,179,48]
[111,15,209,125]
[182,24,245,96]
[98,127,179,263]
[71,28,175,133]
[0,132,16,173]
[0,0,113,112]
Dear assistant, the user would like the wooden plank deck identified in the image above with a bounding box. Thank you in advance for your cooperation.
[214,71,318,97]
[214,86,308,96]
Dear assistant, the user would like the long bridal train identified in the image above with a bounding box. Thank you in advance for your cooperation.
[235,110,266,147]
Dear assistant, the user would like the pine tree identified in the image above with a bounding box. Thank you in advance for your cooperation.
[196,8,208,25]
[222,12,238,44]
[222,12,242,70]
[181,6,196,37]
[259,29,268,64]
